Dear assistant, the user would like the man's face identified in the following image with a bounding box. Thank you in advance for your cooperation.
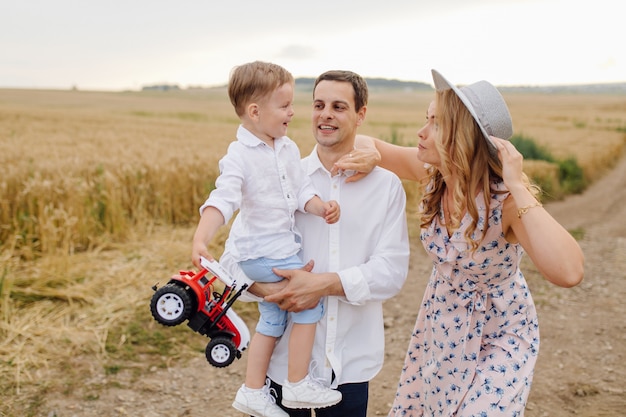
[311,80,365,151]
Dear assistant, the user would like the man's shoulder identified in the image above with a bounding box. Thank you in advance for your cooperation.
[300,152,320,172]
[367,166,404,184]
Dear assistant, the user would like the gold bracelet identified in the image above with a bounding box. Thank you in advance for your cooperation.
[517,201,543,218]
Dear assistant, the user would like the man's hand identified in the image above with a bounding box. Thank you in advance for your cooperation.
[246,259,315,299]
[265,266,342,312]
[264,268,323,312]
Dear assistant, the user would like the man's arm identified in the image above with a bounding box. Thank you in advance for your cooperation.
[242,259,316,307]
[264,270,343,312]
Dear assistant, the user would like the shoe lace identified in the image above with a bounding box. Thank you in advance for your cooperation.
[305,361,329,390]
[262,378,279,404]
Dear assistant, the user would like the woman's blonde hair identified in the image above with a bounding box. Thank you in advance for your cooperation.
[420,89,539,251]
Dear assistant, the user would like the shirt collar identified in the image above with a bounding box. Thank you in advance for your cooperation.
[237,125,288,149]
[304,145,356,178]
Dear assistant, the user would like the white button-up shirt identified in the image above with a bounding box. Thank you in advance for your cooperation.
[221,145,410,387]
[200,125,317,262]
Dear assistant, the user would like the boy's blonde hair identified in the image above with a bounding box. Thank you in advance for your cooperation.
[228,61,294,117]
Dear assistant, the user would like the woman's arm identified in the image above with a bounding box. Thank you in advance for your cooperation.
[503,189,584,287]
[345,135,428,181]
[496,137,584,288]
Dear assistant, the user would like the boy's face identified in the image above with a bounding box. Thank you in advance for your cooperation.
[311,80,365,152]
[255,82,294,141]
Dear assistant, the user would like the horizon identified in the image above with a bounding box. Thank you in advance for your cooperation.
[4,76,625,94]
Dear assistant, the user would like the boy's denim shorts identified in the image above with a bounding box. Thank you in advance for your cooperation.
[239,255,324,337]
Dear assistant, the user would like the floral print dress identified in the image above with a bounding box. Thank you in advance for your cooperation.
[390,182,539,417]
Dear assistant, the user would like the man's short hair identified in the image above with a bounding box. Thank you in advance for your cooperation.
[314,70,369,111]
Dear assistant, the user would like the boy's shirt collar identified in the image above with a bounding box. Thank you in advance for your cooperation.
[237,125,288,149]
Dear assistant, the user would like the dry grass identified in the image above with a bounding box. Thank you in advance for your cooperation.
[1,87,625,415]
[504,93,626,182]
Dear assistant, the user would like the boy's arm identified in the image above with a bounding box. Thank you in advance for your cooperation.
[304,196,340,224]
[191,206,225,268]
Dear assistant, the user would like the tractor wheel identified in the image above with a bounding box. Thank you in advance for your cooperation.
[205,336,237,368]
[150,284,193,326]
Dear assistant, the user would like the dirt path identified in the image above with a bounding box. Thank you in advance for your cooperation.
[43,157,626,417]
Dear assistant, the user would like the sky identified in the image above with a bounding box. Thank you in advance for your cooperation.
[2,0,624,91]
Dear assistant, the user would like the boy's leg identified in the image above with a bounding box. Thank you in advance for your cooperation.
[287,323,315,383]
[245,333,277,388]
[234,331,289,417]
[239,255,304,284]
[287,294,323,383]
[239,255,293,387]
[235,257,297,417]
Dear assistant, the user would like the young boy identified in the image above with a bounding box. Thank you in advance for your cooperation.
[191,61,342,417]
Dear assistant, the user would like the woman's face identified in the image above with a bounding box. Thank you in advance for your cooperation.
[416,100,442,167]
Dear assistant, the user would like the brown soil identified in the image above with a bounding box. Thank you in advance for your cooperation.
[40,156,626,417]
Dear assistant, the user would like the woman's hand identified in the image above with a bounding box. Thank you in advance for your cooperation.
[331,146,381,183]
[492,136,525,191]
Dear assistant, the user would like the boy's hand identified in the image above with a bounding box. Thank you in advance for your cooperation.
[324,200,340,224]
[191,242,214,269]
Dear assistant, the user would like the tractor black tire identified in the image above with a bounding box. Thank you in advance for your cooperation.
[205,336,237,368]
[150,283,194,326]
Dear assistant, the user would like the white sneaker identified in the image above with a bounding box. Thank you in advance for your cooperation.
[232,382,288,417]
[281,374,342,409]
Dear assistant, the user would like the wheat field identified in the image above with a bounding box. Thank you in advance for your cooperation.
[0,87,625,415]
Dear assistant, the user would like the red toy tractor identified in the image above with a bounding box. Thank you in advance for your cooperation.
[150,258,250,367]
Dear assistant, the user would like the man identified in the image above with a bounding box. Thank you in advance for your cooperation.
[221,70,410,416]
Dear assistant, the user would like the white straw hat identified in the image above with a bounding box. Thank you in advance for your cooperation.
[431,69,512,153]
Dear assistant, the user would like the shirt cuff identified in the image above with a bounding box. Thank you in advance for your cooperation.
[338,266,371,304]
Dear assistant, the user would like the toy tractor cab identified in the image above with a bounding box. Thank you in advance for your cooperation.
[150,257,250,368]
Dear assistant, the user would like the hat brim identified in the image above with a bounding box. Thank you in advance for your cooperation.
[431,69,497,152]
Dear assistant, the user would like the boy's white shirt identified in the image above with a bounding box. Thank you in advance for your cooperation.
[199,125,318,262]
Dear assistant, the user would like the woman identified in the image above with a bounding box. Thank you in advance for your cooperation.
[342,70,584,416]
